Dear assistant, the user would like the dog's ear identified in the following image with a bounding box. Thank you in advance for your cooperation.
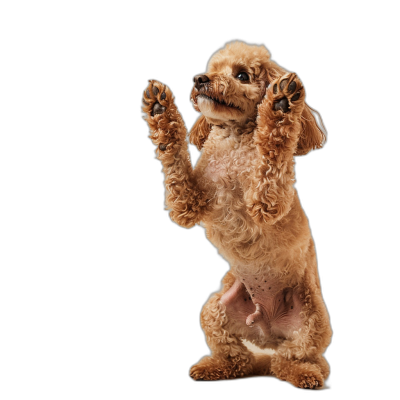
[295,104,326,156]
[189,115,212,150]
[264,61,286,90]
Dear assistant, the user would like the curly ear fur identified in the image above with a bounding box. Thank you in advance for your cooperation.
[265,65,285,85]
[296,104,326,156]
[189,115,212,150]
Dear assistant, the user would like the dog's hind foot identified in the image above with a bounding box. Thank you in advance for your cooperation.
[271,355,326,389]
[190,355,254,380]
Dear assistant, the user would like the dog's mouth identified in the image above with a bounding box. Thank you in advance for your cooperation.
[191,88,244,113]
[196,93,243,112]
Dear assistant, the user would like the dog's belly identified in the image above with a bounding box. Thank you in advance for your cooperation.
[220,275,303,342]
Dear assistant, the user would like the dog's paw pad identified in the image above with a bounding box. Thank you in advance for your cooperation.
[279,79,288,90]
[152,102,166,116]
[274,97,289,113]
[271,73,304,114]
[142,81,168,117]
[291,92,301,102]
[288,81,296,93]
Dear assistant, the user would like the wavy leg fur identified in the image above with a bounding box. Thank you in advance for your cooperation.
[246,73,305,225]
[190,271,331,389]
[190,293,255,380]
[189,274,254,380]
[271,356,327,389]
[142,80,208,228]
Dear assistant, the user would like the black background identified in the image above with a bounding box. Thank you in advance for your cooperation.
[89,16,368,396]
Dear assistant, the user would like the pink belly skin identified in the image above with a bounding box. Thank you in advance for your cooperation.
[220,275,303,341]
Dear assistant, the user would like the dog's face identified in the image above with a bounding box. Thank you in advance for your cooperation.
[189,41,326,155]
[190,42,274,124]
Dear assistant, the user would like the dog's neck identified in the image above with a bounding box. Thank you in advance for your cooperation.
[205,114,257,136]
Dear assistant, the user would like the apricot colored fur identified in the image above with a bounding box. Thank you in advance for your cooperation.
[142,41,331,389]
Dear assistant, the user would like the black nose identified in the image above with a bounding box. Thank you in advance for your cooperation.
[194,74,210,89]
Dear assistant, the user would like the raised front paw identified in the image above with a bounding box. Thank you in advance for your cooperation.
[142,79,187,156]
[142,80,170,117]
[142,80,183,152]
[271,73,304,114]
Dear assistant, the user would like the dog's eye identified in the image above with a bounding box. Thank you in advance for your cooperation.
[237,72,249,82]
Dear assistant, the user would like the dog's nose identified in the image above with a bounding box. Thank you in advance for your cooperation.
[194,74,210,90]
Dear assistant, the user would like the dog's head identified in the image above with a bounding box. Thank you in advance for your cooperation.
[190,41,325,155]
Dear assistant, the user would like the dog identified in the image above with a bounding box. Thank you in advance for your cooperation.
[142,41,331,389]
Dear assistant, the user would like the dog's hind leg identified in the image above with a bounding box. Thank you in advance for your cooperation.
[190,273,256,380]
[271,354,329,389]
[190,293,255,380]
[270,269,332,389]
[142,80,208,228]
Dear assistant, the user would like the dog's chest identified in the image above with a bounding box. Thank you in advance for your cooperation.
[199,129,268,263]
[203,131,257,188]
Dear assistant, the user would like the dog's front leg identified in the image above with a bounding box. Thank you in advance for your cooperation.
[142,80,208,228]
[245,73,305,225]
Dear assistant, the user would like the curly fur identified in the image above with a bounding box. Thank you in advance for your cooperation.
[142,41,331,389]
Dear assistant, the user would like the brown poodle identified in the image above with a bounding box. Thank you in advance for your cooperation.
[142,41,332,389]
